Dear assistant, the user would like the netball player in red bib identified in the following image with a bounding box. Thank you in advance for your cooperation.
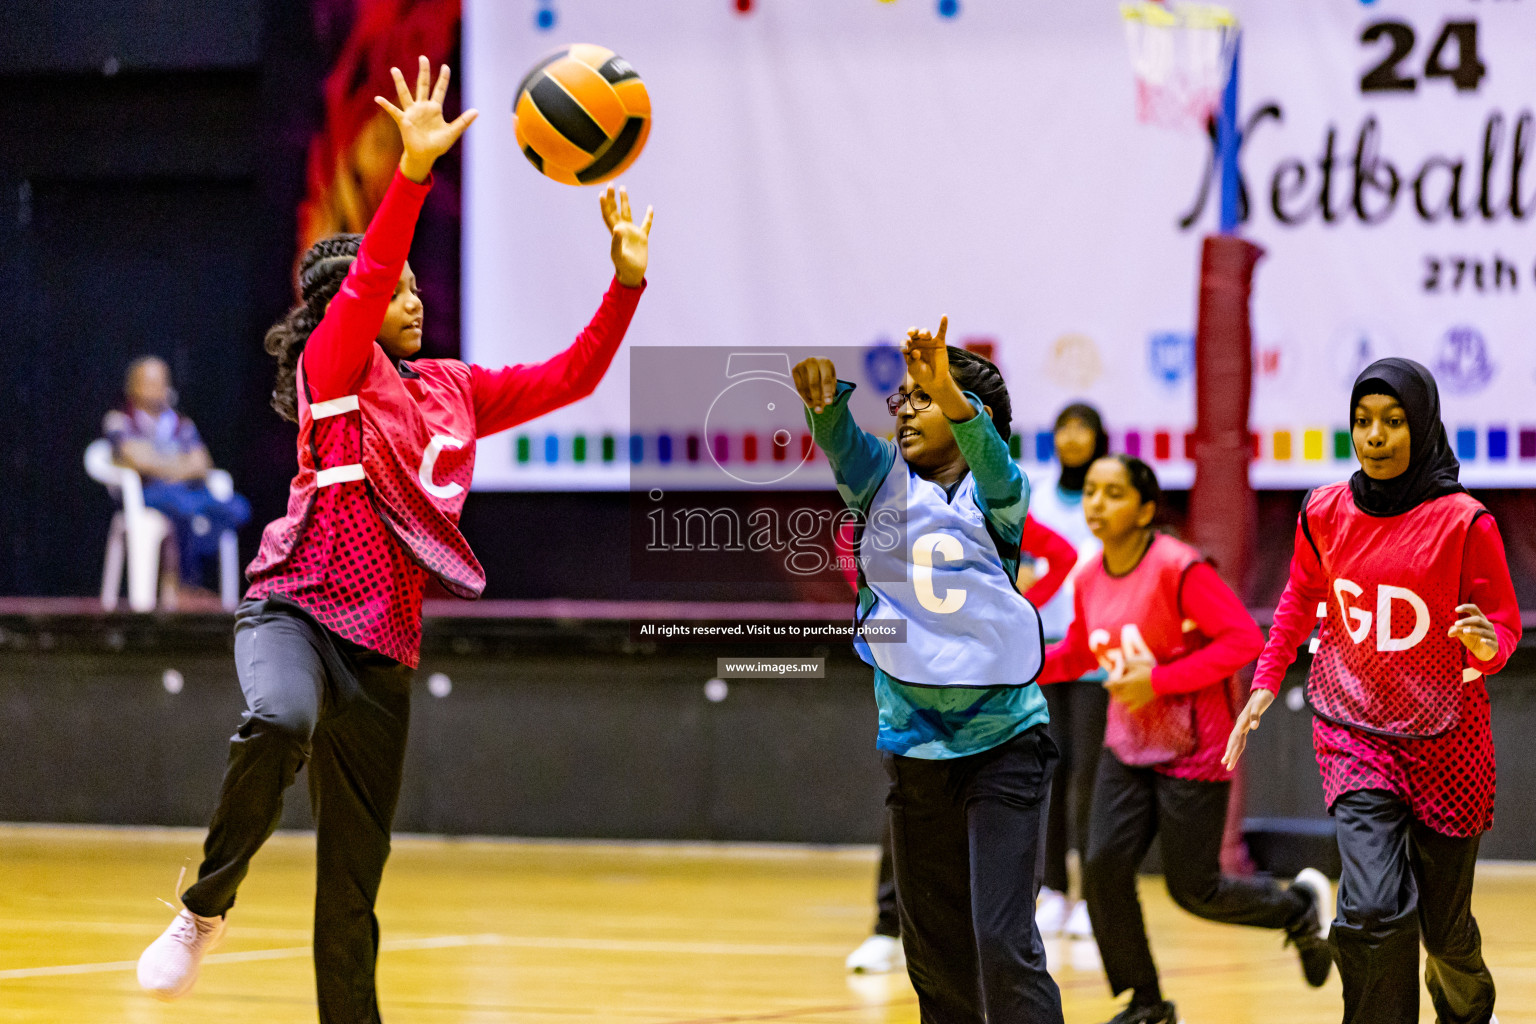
[1226,358,1518,1024]
[1043,456,1332,1024]
[136,58,652,1022]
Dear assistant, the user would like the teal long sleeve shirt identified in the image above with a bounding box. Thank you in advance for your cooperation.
[805,381,1049,759]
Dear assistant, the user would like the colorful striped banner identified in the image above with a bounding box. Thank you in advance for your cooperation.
[504,426,1536,470]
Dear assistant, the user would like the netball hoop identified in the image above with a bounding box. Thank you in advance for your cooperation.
[1120,1,1239,134]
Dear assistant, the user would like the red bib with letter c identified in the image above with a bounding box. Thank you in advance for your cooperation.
[247,346,485,601]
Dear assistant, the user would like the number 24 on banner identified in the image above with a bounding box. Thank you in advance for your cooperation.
[1360,19,1487,94]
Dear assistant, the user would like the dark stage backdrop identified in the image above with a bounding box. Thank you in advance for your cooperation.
[0,0,461,598]
[4,0,1536,610]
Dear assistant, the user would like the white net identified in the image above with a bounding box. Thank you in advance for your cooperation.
[1121,1,1239,132]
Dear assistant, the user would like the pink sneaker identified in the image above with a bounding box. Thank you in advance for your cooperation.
[137,908,226,1000]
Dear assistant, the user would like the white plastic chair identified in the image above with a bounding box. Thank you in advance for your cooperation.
[83,438,240,612]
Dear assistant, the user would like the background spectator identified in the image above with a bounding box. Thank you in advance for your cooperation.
[102,356,250,606]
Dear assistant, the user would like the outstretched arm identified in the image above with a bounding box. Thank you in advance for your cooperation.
[1041,594,1100,684]
[470,187,652,437]
[1252,515,1329,695]
[1224,512,1328,768]
[304,58,478,402]
[795,360,894,512]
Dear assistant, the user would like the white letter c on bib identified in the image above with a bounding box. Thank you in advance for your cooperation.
[419,434,465,500]
[913,533,966,614]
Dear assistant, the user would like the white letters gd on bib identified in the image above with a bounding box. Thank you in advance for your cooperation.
[1331,579,1430,652]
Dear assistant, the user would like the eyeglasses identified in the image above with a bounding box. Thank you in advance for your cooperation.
[886,388,933,416]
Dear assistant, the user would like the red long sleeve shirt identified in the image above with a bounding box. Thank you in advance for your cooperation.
[248,169,643,664]
[1043,561,1263,696]
[1250,507,1520,835]
[1019,513,1077,608]
[301,171,643,440]
[1252,512,1519,693]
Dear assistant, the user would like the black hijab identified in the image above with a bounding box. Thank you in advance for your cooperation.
[1055,402,1110,493]
[1347,357,1465,517]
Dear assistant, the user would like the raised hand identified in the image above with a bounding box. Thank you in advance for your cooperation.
[1449,603,1499,662]
[375,56,479,183]
[601,185,654,288]
[901,316,976,424]
[1222,688,1276,770]
[902,316,951,393]
[793,357,839,414]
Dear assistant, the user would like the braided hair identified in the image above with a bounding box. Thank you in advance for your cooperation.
[263,233,363,423]
[945,347,1013,440]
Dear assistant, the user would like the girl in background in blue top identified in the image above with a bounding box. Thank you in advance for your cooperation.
[797,317,1063,1024]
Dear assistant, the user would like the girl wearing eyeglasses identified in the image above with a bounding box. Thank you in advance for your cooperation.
[797,319,1063,1024]
[849,507,1079,975]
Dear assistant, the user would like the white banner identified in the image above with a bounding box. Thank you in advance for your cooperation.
[464,0,1536,490]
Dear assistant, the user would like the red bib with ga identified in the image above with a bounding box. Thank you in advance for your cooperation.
[247,346,485,600]
[1303,482,1482,738]
[1074,533,1206,766]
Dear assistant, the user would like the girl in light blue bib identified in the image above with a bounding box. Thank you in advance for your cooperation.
[797,318,1063,1024]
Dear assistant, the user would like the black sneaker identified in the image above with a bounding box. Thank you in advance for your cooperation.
[1287,867,1334,987]
[1101,1000,1179,1024]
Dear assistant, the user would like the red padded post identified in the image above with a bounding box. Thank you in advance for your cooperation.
[1189,233,1264,876]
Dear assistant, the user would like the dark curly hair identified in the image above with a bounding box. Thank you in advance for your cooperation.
[263,233,363,423]
[946,346,1013,441]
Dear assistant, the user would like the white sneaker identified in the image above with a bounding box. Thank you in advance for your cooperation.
[137,908,226,1000]
[845,933,904,973]
[1035,887,1069,936]
[1292,868,1332,939]
[1064,899,1093,939]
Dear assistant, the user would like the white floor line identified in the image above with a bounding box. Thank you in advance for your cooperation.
[0,823,880,862]
[484,935,851,957]
[0,932,847,982]
[0,957,148,981]
[0,936,492,981]
[0,918,312,941]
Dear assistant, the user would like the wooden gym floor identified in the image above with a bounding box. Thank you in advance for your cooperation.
[1,825,1534,1023]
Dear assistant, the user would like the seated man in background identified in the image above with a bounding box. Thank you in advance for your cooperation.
[103,356,250,606]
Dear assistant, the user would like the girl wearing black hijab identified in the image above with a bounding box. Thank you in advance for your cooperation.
[1225,358,1519,1023]
[1030,403,1113,937]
